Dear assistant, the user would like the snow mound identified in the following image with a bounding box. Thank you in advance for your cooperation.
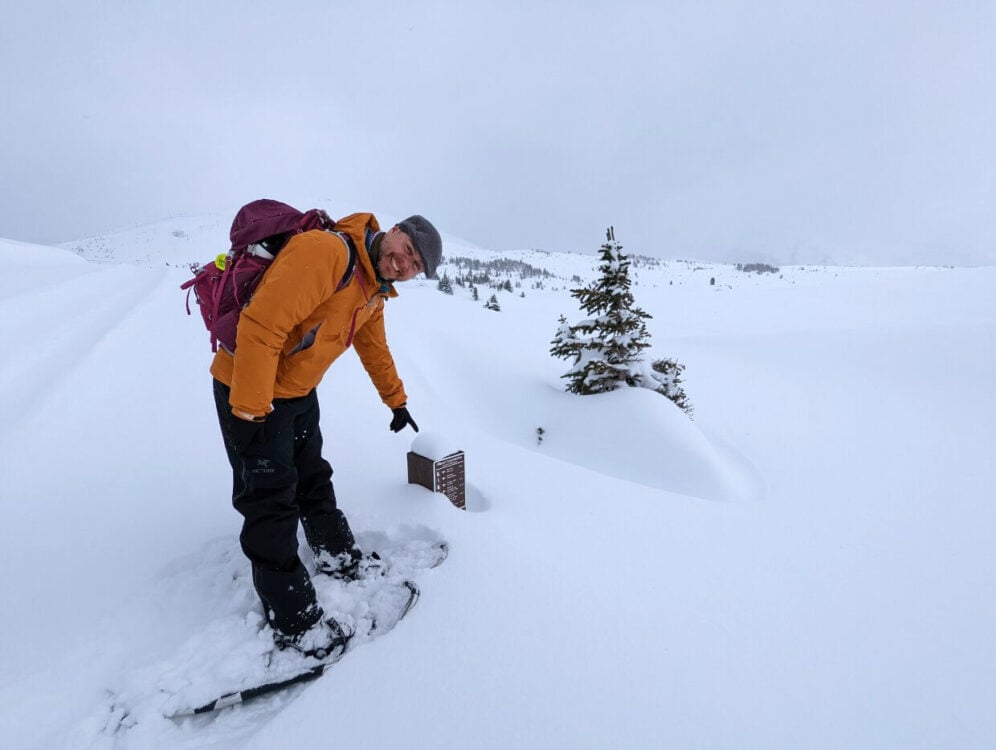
[538,387,759,501]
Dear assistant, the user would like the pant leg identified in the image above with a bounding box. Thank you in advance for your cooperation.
[292,389,359,561]
[213,379,322,635]
[251,561,322,636]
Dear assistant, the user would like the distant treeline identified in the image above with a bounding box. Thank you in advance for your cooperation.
[441,256,557,290]
[445,256,554,278]
[736,262,780,274]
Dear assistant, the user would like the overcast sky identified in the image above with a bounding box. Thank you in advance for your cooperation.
[3,0,995,265]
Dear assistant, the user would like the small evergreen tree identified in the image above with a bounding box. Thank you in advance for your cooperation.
[550,227,694,414]
[649,358,693,416]
[437,272,454,295]
[551,227,652,394]
[484,294,501,312]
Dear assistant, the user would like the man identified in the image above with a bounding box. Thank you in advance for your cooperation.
[211,212,442,659]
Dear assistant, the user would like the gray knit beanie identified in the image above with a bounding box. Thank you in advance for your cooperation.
[398,215,442,279]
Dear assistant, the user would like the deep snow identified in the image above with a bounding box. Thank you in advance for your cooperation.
[1,218,994,749]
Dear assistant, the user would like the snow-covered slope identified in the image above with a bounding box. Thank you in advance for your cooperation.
[1,227,994,750]
[58,208,503,271]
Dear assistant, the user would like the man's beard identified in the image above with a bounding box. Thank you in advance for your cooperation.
[368,234,392,283]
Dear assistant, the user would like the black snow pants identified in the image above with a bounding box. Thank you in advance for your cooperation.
[213,379,358,636]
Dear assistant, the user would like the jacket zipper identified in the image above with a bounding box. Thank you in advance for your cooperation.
[344,269,383,348]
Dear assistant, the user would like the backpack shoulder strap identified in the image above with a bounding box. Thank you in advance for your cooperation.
[333,231,358,292]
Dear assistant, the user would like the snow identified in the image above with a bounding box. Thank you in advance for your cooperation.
[1,221,995,749]
[410,432,462,463]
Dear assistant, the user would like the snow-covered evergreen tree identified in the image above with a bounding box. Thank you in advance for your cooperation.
[437,272,454,295]
[648,357,693,416]
[551,227,653,394]
[550,228,693,413]
[484,294,501,312]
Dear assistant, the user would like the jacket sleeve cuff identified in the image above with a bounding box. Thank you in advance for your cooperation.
[232,409,267,423]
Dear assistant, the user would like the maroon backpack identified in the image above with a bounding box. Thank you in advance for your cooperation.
[182,199,356,353]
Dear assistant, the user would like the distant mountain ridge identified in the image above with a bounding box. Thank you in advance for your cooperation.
[52,209,985,290]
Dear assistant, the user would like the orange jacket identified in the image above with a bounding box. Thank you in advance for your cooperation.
[210,213,407,418]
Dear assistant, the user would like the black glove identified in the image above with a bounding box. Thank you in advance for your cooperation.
[228,414,265,452]
[389,406,419,433]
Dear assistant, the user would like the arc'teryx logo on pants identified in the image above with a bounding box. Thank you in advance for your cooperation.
[252,458,275,474]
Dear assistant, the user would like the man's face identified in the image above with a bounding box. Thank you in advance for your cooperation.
[377,226,424,282]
